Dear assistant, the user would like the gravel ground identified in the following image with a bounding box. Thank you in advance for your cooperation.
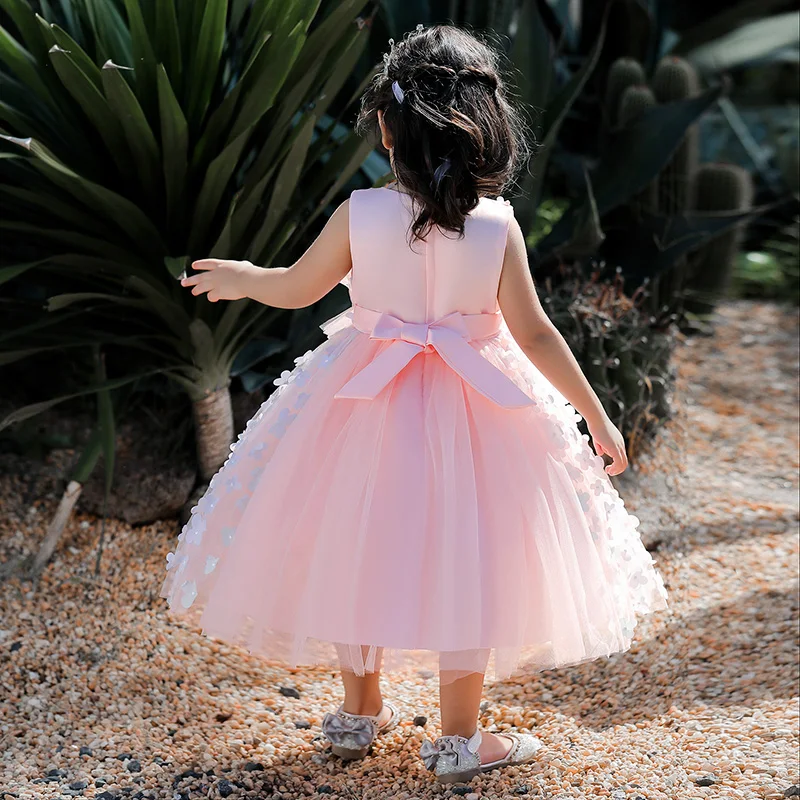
[1,300,798,800]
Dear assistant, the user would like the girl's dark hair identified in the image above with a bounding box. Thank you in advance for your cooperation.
[356,24,530,244]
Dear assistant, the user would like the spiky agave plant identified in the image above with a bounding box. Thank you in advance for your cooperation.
[0,0,377,479]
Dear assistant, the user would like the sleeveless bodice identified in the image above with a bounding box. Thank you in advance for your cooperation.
[348,186,514,323]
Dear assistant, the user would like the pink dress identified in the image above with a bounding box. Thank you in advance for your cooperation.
[160,186,670,684]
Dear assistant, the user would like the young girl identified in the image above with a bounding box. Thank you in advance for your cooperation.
[161,24,670,785]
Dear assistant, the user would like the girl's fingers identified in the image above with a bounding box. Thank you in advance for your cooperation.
[191,283,209,295]
[180,274,203,287]
[191,259,220,271]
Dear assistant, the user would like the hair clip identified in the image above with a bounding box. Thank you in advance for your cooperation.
[391,80,405,104]
[432,157,451,191]
[416,23,424,32]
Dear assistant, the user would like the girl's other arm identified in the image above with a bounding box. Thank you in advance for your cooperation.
[498,216,629,475]
[181,199,352,308]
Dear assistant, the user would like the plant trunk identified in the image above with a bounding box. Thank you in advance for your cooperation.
[32,479,83,575]
[192,385,234,481]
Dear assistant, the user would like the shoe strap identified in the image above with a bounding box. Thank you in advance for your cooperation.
[336,702,392,724]
[466,727,482,754]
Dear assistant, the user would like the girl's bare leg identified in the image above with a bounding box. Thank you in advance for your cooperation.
[335,644,392,725]
[439,650,514,763]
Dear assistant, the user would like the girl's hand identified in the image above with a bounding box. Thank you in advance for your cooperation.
[180,259,258,302]
[587,416,629,476]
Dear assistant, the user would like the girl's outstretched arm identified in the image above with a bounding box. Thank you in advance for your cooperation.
[181,199,352,308]
[498,216,629,475]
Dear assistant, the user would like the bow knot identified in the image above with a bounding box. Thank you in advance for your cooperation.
[321,711,375,749]
[335,305,534,409]
[419,736,476,772]
[373,312,470,349]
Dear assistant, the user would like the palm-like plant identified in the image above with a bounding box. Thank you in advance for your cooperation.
[0,0,377,479]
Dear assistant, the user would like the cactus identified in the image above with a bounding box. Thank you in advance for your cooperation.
[652,57,701,216]
[685,163,755,316]
[618,84,660,216]
[605,57,647,127]
[648,57,702,315]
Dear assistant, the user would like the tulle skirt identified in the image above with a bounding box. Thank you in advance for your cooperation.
[160,307,670,685]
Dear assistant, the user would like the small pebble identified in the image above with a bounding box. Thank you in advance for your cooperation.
[279,686,301,699]
[414,715,428,727]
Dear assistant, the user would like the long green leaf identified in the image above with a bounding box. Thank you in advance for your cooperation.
[187,0,227,125]
[122,0,157,109]
[70,427,102,483]
[521,2,609,224]
[0,220,148,266]
[47,22,104,89]
[0,23,54,105]
[192,30,273,167]
[82,0,133,66]
[1,134,167,256]
[286,0,367,86]
[0,0,48,63]
[46,291,152,312]
[243,0,284,51]
[219,165,277,255]
[188,130,250,254]
[156,65,187,221]
[47,46,131,174]
[125,275,192,340]
[0,369,164,432]
[239,51,322,197]
[228,22,306,142]
[294,133,373,243]
[0,184,119,238]
[312,25,368,120]
[101,60,160,198]
[248,112,316,261]
[153,0,181,89]
[0,259,48,285]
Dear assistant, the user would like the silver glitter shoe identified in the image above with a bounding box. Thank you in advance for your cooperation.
[420,727,543,784]
[321,701,400,760]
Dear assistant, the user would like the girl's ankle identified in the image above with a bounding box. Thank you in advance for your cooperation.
[342,700,384,716]
[441,725,479,739]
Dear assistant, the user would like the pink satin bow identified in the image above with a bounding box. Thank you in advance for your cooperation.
[335,306,534,408]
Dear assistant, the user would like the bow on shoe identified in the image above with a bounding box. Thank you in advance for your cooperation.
[419,736,474,772]
[321,712,375,748]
